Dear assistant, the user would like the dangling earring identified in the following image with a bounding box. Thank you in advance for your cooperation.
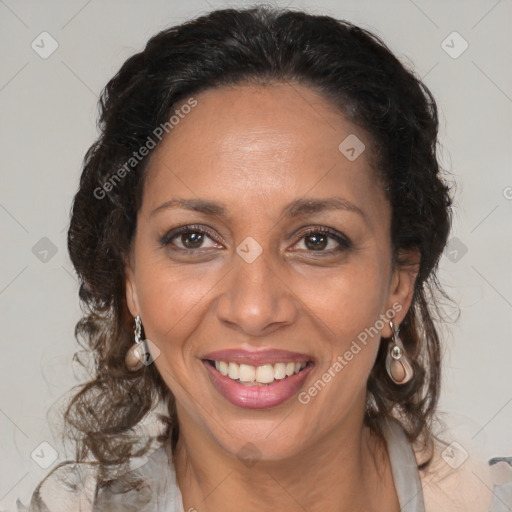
[385,321,413,384]
[125,315,147,371]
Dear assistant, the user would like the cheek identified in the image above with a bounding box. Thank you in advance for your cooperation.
[134,261,218,400]
[294,255,389,408]
[133,245,223,355]
[296,299,384,435]
[298,254,389,340]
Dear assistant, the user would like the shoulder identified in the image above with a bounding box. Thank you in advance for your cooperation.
[415,436,512,512]
[18,443,179,512]
[20,460,97,512]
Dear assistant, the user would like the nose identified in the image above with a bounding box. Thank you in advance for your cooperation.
[215,249,298,337]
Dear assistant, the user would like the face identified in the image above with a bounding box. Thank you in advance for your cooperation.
[125,83,416,461]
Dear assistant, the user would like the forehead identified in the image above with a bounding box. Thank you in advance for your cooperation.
[142,83,387,222]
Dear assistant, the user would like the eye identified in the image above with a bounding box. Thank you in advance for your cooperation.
[292,227,351,253]
[160,225,222,251]
[159,225,351,254]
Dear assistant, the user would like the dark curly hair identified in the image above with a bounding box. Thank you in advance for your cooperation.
[63,5,452,485]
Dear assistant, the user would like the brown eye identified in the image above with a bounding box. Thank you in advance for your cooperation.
[160,225,221,252]
[180,231,205,249]
[292,227,351,254]
[304,233,328,250]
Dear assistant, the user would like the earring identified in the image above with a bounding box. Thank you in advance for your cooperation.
[385,321,413,385]
[125,315,147,371]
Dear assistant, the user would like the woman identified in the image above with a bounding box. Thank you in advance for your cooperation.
[19,6,511,512]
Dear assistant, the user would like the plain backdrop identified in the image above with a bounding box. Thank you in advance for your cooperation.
[1,0,511,509]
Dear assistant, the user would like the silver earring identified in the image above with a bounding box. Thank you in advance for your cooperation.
[385,321,413,385]
[125,315,147,371]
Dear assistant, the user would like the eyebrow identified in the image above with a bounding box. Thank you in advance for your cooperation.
[150,197,365,220]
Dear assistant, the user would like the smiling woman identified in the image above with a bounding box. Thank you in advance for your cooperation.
[19,5,511,512]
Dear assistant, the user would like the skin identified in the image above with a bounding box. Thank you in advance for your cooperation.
[125,82,419,511]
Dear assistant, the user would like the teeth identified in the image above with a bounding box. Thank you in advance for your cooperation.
[211,360,308,385]
[228,362,239,380]
[274,362,286,380]
[239,363,256,382]
[255,364,274,384]
[219,361,229,376]
[285,362,295,376]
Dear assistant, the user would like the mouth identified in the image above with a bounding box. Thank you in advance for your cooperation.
[201,353,315,409]
[203,359,314,385]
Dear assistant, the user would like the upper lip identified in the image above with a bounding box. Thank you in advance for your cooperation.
[202,348,314,366]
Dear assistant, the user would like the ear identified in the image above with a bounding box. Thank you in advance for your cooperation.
[381,247,420,338]
[124,253,140,318]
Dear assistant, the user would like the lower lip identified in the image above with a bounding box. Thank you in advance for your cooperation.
[202,360,314,409]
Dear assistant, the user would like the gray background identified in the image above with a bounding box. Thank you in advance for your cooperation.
[1,0,511,509]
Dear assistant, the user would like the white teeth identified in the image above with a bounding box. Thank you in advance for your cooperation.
[211,360,308,385]
[219,361,229,376]
[255,364,275,384]
[274,362,286,380]
[228,362,239,380]
[285,362,295,377]
[239,363,256,382]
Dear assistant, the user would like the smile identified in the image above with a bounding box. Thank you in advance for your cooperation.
[206,360,310,385]
[201,349,315,409]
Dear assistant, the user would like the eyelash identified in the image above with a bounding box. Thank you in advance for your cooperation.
[159,224,351,254]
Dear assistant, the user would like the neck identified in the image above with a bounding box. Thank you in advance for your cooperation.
[172,408,399,512]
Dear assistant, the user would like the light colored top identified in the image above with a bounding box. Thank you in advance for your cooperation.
[16,418,512,511]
